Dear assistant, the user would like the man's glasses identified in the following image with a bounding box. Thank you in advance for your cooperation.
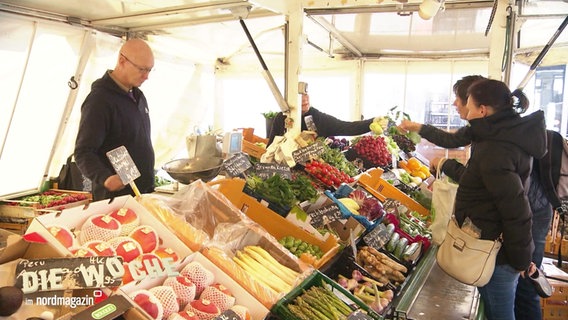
[120,53,153,74]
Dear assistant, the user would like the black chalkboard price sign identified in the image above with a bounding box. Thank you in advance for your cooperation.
[106,146,140,184]
[253,163,292,180]
[15,256,123,294]
[223,152,252,177]
[292,141,325,164]
[363,223,390,251]
[308,204,344,228]
[213,309,242,320]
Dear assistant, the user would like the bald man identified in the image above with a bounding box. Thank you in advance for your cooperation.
[74,39,156,200]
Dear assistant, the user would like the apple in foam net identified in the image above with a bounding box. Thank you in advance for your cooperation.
[200,283,235,312]
[149,285,179,319]
[79,214,122,244]
[230,305,252,320]
[129,225,160,253]
[184,298,220,319]
[168,310,199,320]
[130,290,164,320]
[163,275,196,308]
[70,247,97,257]
[47,226,76,248]
[109,207,139,235]
[83,240,116,256]
[153,247,179,262]
[108,236,143,263]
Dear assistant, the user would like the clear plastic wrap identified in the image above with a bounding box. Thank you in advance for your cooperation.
[139,180,314,308]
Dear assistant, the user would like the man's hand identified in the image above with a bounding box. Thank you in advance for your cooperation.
[104,174,125,192]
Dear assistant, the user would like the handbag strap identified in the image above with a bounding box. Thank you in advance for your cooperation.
[436,157,448,179]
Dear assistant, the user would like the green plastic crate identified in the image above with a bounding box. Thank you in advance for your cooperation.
[271,270,383,320]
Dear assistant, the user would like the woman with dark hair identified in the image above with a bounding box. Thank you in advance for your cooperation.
[439,79,546,319]
[401,77,557,319]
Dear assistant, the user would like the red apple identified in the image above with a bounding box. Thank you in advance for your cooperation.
[108,236,142,263]
[164,275,196,308]
[167,311,199,320]
[184,298,220,319]
[47,225,76,248]
[153,247,179,262]
[130,290,164,320]
[200,284,235,312]
[230,305,252,320]
[129,225,159,253]
[109,207,140,235]
[70,247,96,257]
[122,262,134,285]
[83,240,116,256]
[149,285,179,319]
[79,214,122,244]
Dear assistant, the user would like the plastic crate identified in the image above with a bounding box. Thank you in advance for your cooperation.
[271,270,383,320]
[357,168,429,217]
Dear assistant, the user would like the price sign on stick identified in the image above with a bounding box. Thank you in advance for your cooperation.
[106,146,141,197]
[223,152,252,177]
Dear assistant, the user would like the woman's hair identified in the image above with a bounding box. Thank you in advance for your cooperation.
[453,75,485,101]
[467,79,529,113]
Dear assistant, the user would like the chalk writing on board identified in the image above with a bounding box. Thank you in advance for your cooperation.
[308,204,343,228]
[292,141,325,164]
[254,162,292,180]
[106,146,140,184]
[15,256,123,294]
[223,152,252,177]
[363,223,390,251]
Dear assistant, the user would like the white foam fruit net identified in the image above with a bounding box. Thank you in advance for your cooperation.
[180,262,215,295]
[230,305,251,320]
[107,236,143,262]
[184,299,220,320]
[110,207,140,236]
[200,285,235,312]
[83,240,117,256]
[164,276,196,308]
[150,285,180,319]
[129,289,164,320]
[79,214,122,244]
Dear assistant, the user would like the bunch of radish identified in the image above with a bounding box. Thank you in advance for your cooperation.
[352,136,392,167]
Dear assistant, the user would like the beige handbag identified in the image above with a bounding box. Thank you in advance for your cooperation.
[436,218,502,286]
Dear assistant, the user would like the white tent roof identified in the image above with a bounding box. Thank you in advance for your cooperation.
[1,0,566,66]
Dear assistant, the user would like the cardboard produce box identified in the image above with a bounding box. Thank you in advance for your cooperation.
[120,251,270,320]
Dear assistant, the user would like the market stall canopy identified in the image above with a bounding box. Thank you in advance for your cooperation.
[0,0,566,66]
